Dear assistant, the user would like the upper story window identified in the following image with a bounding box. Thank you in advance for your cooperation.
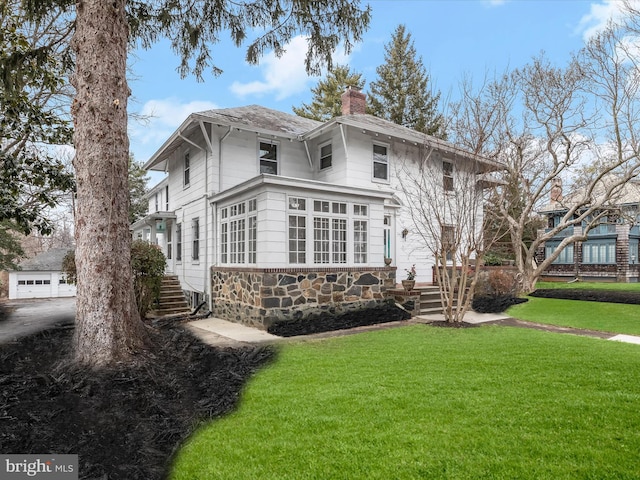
[259,141,278,175]
[373,144,388,181]
[320,143,332,170]
[154,193,159,212]
[184,152,190,187]
[165,185,169,211]
[443,161,454,191]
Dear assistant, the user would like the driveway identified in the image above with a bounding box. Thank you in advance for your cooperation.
[0,297,76,344]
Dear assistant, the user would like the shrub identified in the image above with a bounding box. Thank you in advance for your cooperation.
[488,269,516,296]
[62,241,166,318]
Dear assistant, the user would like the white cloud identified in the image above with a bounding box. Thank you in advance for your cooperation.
[230,35,351,101]
[481,0,509,7]
[129,97,218,162]
[576,0,627,41]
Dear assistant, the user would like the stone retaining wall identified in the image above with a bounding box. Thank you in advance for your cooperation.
[211,267,397,328]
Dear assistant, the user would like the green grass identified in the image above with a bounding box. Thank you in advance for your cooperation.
[508,296,640,335]
[170,326,640,479]
[536,281,640,292]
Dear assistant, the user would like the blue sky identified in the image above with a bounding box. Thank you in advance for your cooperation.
[128,0,627,185]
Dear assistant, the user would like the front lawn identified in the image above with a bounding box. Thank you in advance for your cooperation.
[508,296,640,335]
[170,325,640,479]
[536,281,640,292]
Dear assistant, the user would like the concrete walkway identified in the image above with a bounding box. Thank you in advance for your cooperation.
[185,310,640,347]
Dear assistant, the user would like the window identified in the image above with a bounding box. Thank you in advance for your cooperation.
[259,141,278,175]
[289,197,306,211]
[314,217,330,263]
[353,204,367,216]
[176,223,182,261]
[183,152,190,186]
[166,225,172,260]
[220,200,257,264]
[443,161,454,191]
[332,219,347,263]
[320,143,332,170]
[248,216,257,263]
[59,277,67,285]
[384,215,392,259]
[442,225,455,261]
[354,220,367,263]
[630,239,639,265]
[313,201,348,264]
[373,144,388,180]
[582,240,615,264]
[545,242,574,264]
[220,221,228,263]
[289,215,307,263]
[165,185,169,210]
[192,218,200,261]
[314,200,329,213]
[154,193,159,212]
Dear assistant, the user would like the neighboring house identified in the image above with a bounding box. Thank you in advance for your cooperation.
[131,88,501,327]
[538,177,640,282]
[8,248,76,299]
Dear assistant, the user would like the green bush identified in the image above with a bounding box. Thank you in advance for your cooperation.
[131,240,167,318]
[62,240,166,318]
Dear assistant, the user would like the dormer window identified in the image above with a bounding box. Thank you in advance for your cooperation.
[259,141,278,175]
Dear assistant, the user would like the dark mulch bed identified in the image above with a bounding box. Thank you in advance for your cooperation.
[0,325,275,480]
[472,295,529,313]
[267,303,411,337]
[429,320,479,328]
[530,289,640,305]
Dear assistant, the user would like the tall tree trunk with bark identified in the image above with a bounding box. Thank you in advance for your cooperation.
[71,0,149,367]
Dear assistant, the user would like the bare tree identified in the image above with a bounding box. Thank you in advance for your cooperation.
[450,29,640,293]
[397,145,499,323]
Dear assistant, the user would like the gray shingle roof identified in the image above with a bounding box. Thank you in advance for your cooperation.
[18,247,74,271]
[196,105,322,137]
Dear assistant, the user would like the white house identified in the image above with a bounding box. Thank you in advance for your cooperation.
[131,88,500,327]
[8,248,76,299]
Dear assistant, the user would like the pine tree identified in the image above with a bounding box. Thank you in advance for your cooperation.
[293,65,365,121]
[368,24,445,138]
[15,0,371,367]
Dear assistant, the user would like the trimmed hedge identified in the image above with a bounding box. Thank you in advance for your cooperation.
[530,289,640,305]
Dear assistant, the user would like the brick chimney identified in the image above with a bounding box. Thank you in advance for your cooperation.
[341,86,366,115]
[550,178,563,202]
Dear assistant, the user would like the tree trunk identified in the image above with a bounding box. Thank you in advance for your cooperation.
[71,0,149,367]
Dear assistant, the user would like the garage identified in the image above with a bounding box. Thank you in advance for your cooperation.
[8,248,76,300]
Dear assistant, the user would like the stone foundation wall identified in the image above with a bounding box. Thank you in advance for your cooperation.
[211,267,397,328]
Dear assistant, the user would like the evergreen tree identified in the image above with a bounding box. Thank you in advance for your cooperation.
[14,0,371,367]
[293,65,365,121]
[128,156,150,224]
[368,24,446,138]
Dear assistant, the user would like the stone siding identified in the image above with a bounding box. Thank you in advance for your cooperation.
[211,267,397,328]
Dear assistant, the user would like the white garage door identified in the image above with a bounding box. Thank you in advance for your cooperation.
[16,274,53,299]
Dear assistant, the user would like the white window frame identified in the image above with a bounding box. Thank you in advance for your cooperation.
[372,142,389,182]
[220,200,257,265]
[192,218,200,262]
[319,142,332,170]
[259,140,279,175]
[183,151,191,187]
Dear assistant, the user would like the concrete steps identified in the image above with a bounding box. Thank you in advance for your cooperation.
[150,275,190,316]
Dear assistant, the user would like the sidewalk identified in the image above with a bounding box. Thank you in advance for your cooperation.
[185,310,640,347]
